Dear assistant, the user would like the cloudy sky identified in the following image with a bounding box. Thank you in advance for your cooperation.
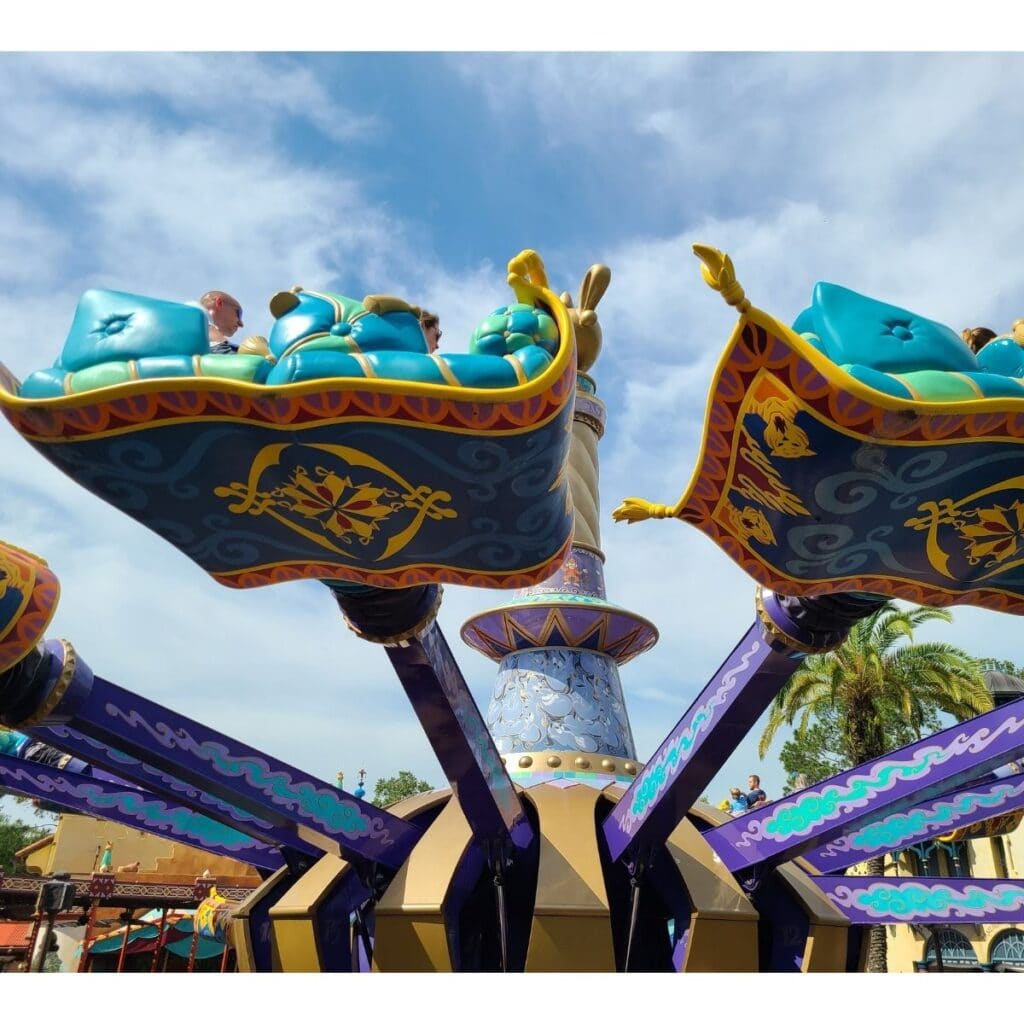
[2,47,1023,826]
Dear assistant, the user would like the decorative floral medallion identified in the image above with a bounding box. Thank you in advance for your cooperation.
[906,485,1024,582]
[214,442,457,563]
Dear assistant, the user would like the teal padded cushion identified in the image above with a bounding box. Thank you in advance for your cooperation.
[351,309,427,353]
[0,729,28,756]
[267,291,426,360]
[470,304,559,357]
[840,364,915,399]
[843,363,1024,400]
[962,371,1024,398]
[798,282,978,374]
[266,350,444,387]
[266,346,553,389]
[20,367,67,398]
[791,307,816,336]
[977,338,1024,379]
[59,289,207,371]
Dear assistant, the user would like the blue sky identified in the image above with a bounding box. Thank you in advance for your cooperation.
[3,49,1024,828]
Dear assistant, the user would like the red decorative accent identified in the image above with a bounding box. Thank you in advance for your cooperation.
[89,873,116,898]
[211,533,575,591]
[1,360,575,441]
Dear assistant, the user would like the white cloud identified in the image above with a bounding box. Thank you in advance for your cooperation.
[1,54,374,142]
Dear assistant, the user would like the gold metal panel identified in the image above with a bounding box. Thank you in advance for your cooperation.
[270,854,351,972]
[683,916,759,972]
[686,803,735,828]
[378,797,469,912]
[381,788,450,820]
[373,917,452,973]
[504,750,643,782]
[525,784,610,913]
[374,796,471,972]
[230,917,257,974]
[661,816,759,972]
[524,784,615,971]
[665,817,759,921]
[802,924,848,972]
[294,825,341,857]
[526,917,615,972]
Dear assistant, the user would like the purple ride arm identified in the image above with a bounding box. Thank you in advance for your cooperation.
[328,581,533,851]
[0,751,283,871]
[385,623,533,850]
[0,640,419,870]
[814,875,1024,927]
[705,697,1024,874]
[799,769,1024,874]
[601,590,886,864]
[30,722,314,859]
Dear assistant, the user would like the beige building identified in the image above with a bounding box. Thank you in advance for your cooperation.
[10,811,259,972]
[17,812,261,882]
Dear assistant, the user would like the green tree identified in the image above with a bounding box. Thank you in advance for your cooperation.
[758,601,993,973]
[0,807,51,875]
[777,704,942,794]
[371,771,432,808]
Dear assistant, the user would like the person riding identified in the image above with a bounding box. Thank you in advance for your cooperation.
[419,310,442,353]
[745,773,766,808]
[200,290,244,353]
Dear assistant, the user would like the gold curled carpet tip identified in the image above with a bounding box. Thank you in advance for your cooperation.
[692,243,751,315]
[611,498,677,525]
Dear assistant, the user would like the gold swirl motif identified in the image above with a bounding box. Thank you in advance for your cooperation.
[0,543,48,606]
[0,553,19,605]
[214,442,457,564]
[754,587,845,655]
[20,639,77,728]
[905,476,1024,583]
[722,502,778,547]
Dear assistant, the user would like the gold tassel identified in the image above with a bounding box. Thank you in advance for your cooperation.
[611,498,676,524]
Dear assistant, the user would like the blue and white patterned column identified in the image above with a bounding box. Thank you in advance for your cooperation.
[463,366,658,782]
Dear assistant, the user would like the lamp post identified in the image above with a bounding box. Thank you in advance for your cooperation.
[31,873,75,972]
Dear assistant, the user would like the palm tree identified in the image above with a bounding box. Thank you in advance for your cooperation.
[758,601,993,973]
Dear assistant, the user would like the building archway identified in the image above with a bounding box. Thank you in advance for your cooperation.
[989,929,1024,972]
[917,928,980,972]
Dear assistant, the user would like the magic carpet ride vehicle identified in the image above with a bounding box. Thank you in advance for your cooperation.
[0,251,576,592]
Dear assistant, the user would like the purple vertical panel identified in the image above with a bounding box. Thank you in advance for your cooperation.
[313,868,372,973]
[603,622,800,862]
[386,624,532,849]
